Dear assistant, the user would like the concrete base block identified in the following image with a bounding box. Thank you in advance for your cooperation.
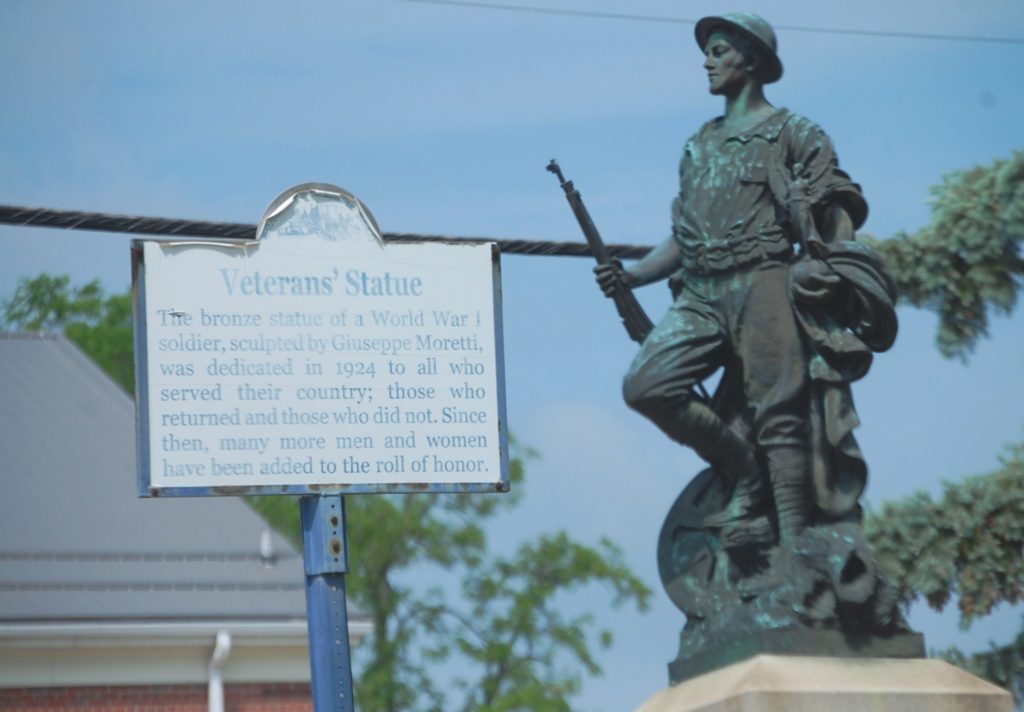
[633,655,1012,712]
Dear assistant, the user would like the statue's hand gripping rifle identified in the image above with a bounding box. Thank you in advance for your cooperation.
[546,159,654,344]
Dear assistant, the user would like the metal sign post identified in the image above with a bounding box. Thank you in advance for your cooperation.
[301,494,354,712]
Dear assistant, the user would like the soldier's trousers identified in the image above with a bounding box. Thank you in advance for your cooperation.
[623,261,811,536]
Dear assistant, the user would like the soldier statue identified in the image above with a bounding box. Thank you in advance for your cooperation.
[588,13,919,681]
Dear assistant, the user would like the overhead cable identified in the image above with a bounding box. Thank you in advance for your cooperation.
[392,0,1024,45]
[0,204,654,260]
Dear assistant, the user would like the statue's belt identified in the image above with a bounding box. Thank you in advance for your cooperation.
[678,231,792,276]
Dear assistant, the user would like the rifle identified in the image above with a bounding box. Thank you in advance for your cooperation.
[546,159,653,344]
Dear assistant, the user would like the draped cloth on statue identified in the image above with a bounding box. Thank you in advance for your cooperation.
[794,240,897,519]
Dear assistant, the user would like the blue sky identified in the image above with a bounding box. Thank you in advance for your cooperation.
[2,1,1023,709]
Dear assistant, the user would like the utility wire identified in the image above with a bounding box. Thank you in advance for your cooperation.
[0,204,654,260]
[392,0,1024,46]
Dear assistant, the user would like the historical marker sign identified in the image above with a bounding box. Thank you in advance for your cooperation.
[133,184,508,496]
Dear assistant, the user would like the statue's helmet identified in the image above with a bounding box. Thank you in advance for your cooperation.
[695,13,783,84]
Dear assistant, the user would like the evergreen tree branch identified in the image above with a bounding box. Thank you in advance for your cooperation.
[867,150,1024,360]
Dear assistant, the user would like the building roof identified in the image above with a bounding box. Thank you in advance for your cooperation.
[0,333,361,627]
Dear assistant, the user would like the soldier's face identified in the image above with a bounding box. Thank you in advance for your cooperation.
[703,32,752,96]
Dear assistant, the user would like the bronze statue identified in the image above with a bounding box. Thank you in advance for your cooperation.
[584,13,921,681]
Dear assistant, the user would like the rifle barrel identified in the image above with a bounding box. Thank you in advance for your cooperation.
[547,159,653,343]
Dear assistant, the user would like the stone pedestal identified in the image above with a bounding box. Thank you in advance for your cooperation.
[633,655,1012,712]
[668,627,925,683]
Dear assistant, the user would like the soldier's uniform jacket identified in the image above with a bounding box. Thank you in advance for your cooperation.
[671,107,867,278]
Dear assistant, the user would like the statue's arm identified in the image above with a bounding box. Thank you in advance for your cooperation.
[818,202,855,244]
[595,235,681,296]
[627,235,683,286]
[784,117,866,245]
[786,123,861,304]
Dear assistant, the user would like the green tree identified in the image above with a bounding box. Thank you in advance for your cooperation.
[1,273,134,392]
[864,150,1024,697]
[866,444,1024,698]
[866,445,1024,624]
[866,150,1024,360]
[249,447,652,712]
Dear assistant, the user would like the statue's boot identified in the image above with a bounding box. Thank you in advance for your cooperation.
[768,447,811,543]
[732,448,814,594]
[654,399,767,529]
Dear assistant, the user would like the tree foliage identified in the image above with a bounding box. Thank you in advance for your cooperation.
[942,628,1024,703]
[865,443,1024,699]
[862,151,1024,698]
[426,530,650,712]
[1,273,134,393]
[867,150,1024,360]
[248,448,652,712]
[866,443,1024,626]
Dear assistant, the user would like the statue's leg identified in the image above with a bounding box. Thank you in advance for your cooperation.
[735,264,812,542]
[681,398,767,527]
[765,447,810,542]
[622,289,763,503]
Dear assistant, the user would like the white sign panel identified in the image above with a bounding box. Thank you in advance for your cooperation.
[133,184,508,496]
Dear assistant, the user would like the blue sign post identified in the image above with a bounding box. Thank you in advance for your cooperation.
[301,494,355,712]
